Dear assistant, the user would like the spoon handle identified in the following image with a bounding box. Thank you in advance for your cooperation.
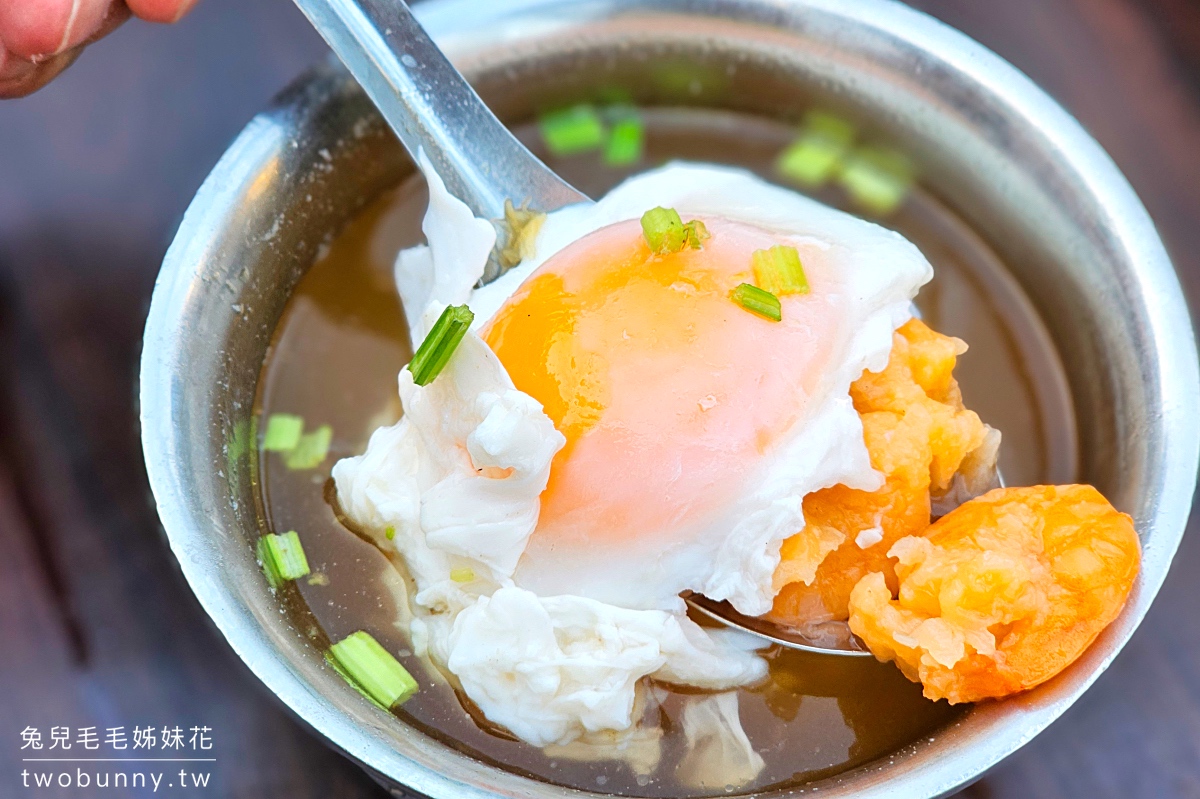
[293,0,588,219]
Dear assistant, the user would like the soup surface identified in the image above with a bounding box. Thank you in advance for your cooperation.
[253,109,1074,795]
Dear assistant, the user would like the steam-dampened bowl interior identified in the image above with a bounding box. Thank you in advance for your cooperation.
[139,1,1200,797]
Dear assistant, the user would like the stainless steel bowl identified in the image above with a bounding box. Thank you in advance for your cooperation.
[139,0,1200,796]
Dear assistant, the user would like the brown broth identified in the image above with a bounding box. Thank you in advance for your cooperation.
[253,110,1073,796]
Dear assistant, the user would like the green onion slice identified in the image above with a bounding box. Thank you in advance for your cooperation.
[450,567,476,583]
[323,652,388,711]
[409,304,475,387]
[640,207,710,254]
[777,139,843,187]
[751,245,809,296]
[257,531,311,588]
[327,631,419,710]
[731,283,782,322]
[604,114,644,166]
[384,525,396,541]
[284,424,332,470]
[256,538,283,589]
[262,414,303,452]
[641,206,684,252]
[539,104,606,155]
[684,219,710,249]
[268,531,311,580]
[837,146,915,216]
[776,111,857,188]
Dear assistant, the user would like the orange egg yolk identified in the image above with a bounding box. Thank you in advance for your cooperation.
[482,217,843,551]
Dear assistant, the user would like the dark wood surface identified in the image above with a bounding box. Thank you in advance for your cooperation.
[1,1,1198,796]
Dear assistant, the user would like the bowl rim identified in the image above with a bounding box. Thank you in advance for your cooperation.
[140,1,1200,797]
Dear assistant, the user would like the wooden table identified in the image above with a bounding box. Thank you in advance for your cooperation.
[1,1,1197,796]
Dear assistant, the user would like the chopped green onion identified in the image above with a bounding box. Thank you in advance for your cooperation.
[684,219,710,249]
[384,525,396,541]
[262,413,304,452]
[450,568,476,583]
[324,651,388,711]
[264,530,311,581]
[257,531,310,588]
[837,146,915,216]
[751,245,809,296]
[641,207,709,254]
[307,572,330,586]
[731,283,782,322]
[776,111,857,188]
[284,424,332,470]
[777,139,843,187]
[327,631,419,710]
[641,206,684,252]
[256,538,283,589]
[409,304,474,387]
[539,104,606,155]
[604,114,644,166]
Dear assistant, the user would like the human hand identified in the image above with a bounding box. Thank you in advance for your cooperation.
[1,0,198,98]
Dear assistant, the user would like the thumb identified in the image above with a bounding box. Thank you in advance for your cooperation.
[0,1,129,98]
[0,0,122,60]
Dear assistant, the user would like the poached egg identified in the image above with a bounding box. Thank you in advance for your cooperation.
[332,155,932,768]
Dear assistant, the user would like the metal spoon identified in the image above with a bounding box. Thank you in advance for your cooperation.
[291,0,1003,657]
[291,0,589,281]
[686,594,873,656]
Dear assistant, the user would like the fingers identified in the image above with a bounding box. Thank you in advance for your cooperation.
[0,0,196,99]
[0,0,197,62]
[0,0,116,59]
[126,0,199,24]
[0,1,127,99]
[0,44,80,98]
